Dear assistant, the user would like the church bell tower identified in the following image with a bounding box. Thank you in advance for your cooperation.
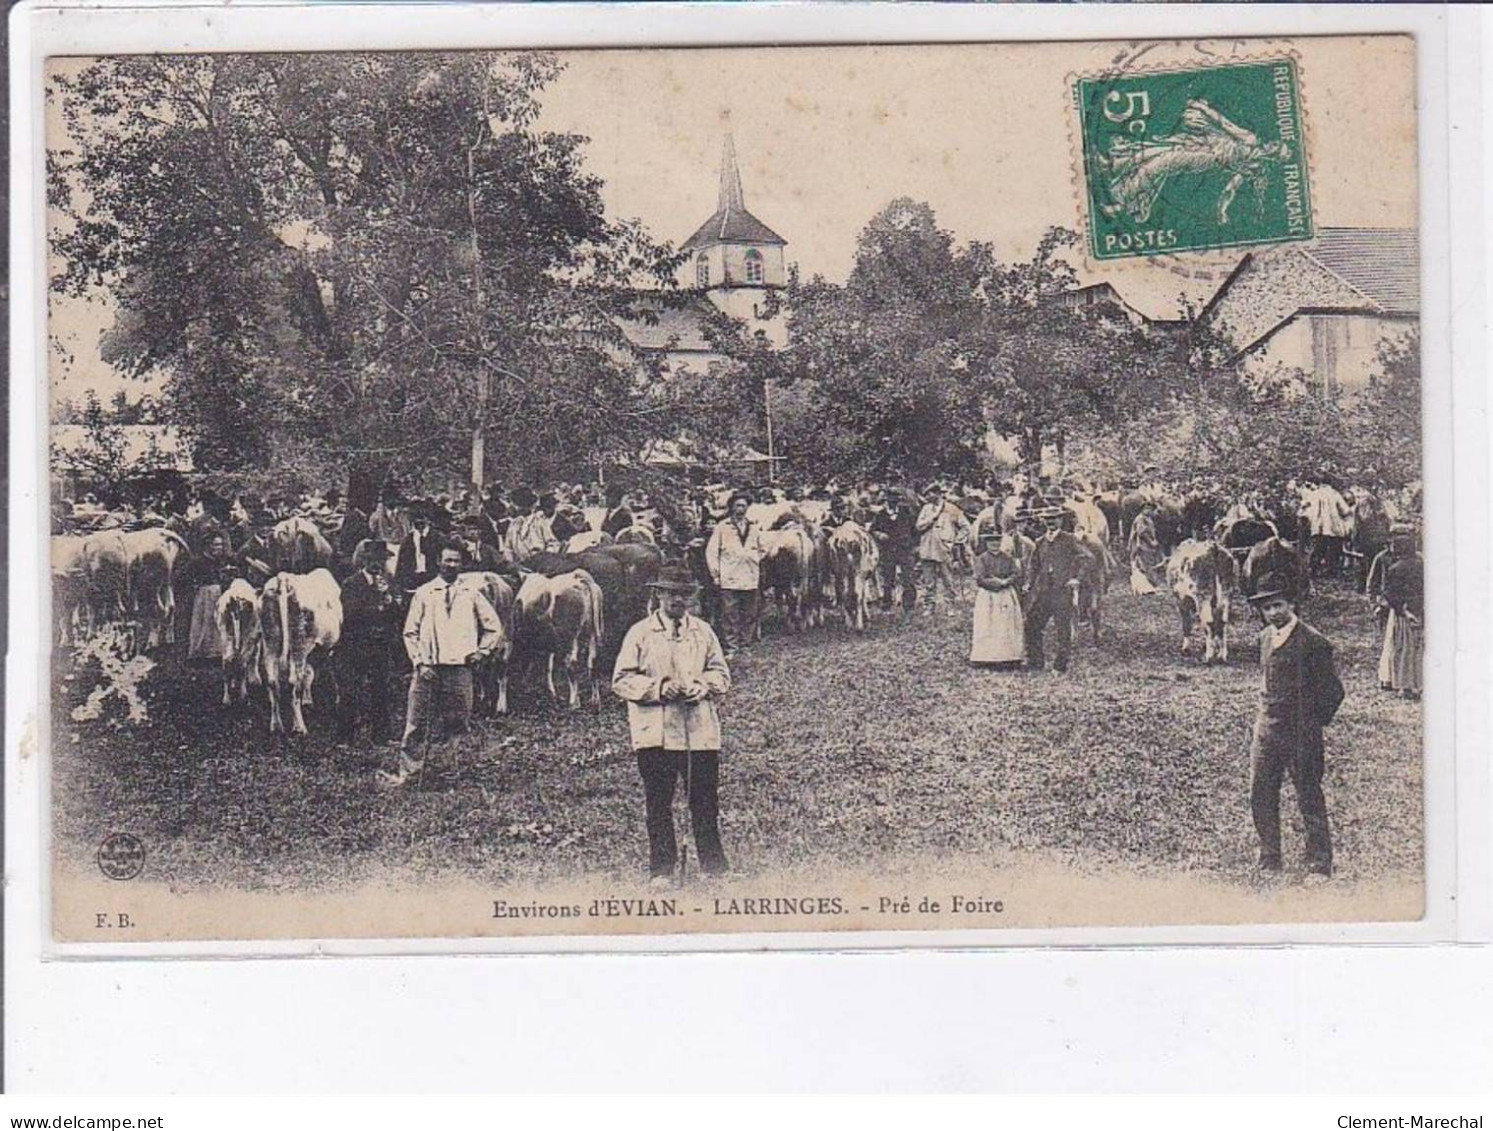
[679,132,788,338]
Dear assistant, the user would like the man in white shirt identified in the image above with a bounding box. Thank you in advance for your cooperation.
[379,546,504,786]
[915,484,970,614]
[503,486,556,563]
[612,567,732,882]
[705,490,764,657]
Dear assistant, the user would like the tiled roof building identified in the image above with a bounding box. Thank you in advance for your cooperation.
[1201,227,1419,395]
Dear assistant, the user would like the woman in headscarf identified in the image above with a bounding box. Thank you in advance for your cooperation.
[969,530,1026,669]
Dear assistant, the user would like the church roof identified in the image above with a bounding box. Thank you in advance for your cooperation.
[615,297,719,353]
[1298,228,1419,315]
[682,208,787,250]
[681,132,787,251]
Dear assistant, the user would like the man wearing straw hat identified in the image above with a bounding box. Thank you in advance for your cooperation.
[1246,571,1345,879]
[612,566,733,885]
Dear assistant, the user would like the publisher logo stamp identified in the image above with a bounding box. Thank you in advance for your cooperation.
[1076,58,1312,260]
[97,833,145,881]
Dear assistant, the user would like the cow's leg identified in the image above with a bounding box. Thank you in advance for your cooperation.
[290,662,310,735]
[565,645,581,710]
[265,664,284,734]
[1217,598,1230,662]
[302,661,316,708]
[546,652,559,702]
[587,640,601,710]
[1194,602,1218,665]
[221,662,233,707]
[1179,600,1194,654]
[1091,591,1102,644]
[496,651,510,716]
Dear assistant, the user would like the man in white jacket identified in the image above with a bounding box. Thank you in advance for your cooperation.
[612,567,733,883]
[379,546,504,786]
[704,490,764,657]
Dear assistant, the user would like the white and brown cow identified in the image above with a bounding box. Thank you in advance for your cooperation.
[258,568,343,735]
[516,568,605,709]
[214,578,262,706]
[456,570,516,716]
[1072,531,1117,646]
[612,524,658,548]
[83,529,133,637]
[827,520,881,631]
[52,534,92,645]
[759,525,821,632]
[1165,539,1236,664]
[121,527,190,650]
[271,516,335,574]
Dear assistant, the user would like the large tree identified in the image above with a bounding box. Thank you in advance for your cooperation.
[964,229,1186,469]
[774,199,989,483]
[50,52,680,493]
[768,208,1183,483]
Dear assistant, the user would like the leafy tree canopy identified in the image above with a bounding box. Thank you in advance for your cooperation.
[51,52,682,490]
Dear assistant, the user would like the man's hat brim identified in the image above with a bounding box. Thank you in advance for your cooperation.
[1247,586,1293,605]
[649,579,700,594]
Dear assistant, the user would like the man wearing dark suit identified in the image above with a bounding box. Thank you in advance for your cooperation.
[870,486,919,617]
[1024,505,1086,672]
[394,505,441,594]
[601,485,635,538]
[1247,573,1346,877]
[339,540,399,743]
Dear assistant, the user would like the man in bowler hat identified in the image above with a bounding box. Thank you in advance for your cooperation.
[611,566,733,885]
[1247,573,1345,878]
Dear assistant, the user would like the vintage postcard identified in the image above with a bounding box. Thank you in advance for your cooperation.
[39,33,1432,948]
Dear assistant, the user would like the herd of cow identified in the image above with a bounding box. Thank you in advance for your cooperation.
[49,479,1382,741]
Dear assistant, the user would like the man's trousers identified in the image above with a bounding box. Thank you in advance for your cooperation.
[1025,586,1073,672]
[719,588,759,652]
[880,554,918,613]
[339,644,393,742]
[1250,717,1333,874]
[636,747,727,877]
[399,664,474,757]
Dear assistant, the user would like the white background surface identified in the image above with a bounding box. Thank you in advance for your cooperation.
[7,1,1490,1092]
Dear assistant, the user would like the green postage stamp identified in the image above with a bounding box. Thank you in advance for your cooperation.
[1076,58,1313,260]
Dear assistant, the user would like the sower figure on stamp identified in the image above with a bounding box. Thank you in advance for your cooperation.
[379,546,504,787]
[1247,572,1346,879]
[611,566,732,886]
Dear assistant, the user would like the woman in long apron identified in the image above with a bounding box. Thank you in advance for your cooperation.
[970,531,1025,668]
[1376,529,1423,699]
[186,533,233,664]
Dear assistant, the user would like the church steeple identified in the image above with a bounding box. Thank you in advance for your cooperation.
[681,131,787,257]
[718,132,746,216]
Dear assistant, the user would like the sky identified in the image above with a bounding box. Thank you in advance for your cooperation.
[47,35,1418,405]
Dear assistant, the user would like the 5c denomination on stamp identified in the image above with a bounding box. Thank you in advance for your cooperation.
[1075,58,1312,260]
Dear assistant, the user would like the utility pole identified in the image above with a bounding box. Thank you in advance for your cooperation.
[466,97,489,491]
[764,375,777,485]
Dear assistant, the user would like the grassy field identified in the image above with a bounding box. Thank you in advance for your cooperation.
[52,579,1423,895]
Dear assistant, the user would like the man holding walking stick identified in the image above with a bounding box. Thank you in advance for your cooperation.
[612,566,733,887]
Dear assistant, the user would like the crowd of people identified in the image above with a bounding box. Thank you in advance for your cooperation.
[54,464,1424,883]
